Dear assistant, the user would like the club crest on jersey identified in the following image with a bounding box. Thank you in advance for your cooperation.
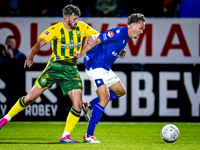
[41,78,47,85]
[108,31,114,38]
[76,30,81,37]
[43,31,49,36]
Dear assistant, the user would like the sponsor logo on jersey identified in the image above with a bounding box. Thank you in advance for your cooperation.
[43,31,49,36]
[108,31,114,38]
[116,29,120,34]
[103,33,107,40]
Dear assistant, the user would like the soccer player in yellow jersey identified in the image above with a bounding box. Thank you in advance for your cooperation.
[0,4,98,143]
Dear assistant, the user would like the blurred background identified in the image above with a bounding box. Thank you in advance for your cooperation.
[0,0,200,122]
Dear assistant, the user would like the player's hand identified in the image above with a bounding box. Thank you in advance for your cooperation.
[87,33,100,47]
[87,35,96,47]
[74,51,82,58]
[24,57,33,68]
[119,49,126,59]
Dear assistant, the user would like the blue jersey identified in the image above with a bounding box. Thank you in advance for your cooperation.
[84,26,129,71]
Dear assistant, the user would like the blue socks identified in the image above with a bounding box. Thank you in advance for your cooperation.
[86,104,105,137]
[90,90,119,109]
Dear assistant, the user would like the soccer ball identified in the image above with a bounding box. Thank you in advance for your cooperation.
[161,124,179,143]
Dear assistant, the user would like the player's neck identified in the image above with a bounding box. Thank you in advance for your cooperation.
[64,22,72,31]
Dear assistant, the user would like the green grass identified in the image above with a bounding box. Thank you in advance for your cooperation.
[0,122,199,150]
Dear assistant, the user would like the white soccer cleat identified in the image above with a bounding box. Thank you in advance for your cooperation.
[82,102,92,121]
[83,134,101,143]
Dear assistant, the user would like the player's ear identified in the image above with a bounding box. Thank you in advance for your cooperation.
[64,16,69,22]
[131,23,135,29]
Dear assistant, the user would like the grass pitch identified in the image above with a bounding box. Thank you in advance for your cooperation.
[0,121,199,150]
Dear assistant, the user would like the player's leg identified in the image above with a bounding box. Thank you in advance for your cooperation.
[83,70,125,121]
[82,88,118,121]
[1,61,54,130]
[0,85,47,129]
[83,68,110,143]
[85,89,119,109]
[84,69,123,109]
[60,89,82,143]
[109,80,126,97]
[84,84,109,143]
[59,63,83,143]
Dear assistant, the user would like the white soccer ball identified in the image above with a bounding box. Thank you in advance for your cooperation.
[161,124,179,143]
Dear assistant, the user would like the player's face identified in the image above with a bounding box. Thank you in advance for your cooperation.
[130,20,145,39]
[68,13,79,30]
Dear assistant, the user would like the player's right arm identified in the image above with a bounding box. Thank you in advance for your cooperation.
[24,39,46,68]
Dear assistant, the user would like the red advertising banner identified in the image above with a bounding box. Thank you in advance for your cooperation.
[0,17,200,64]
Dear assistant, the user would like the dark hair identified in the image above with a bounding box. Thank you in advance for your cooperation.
[63,4,81,17]
[5,35,15,45]
[127,13,145,25]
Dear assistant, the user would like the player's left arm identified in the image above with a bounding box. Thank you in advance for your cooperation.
[74,36,101,58]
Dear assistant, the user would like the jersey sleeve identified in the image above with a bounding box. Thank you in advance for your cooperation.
[99,27,121,44]
[38,24,57,43]
[80,21,98,37]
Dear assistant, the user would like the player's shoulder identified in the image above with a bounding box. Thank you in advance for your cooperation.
[105,26,125,37]
[44,22,63,32]
[111,26,125,32]
[77,21,87,26]
[50,22,63,29]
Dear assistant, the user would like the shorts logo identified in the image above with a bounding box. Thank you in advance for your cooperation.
[41,78,47,85]
[95,79,104,88]
[43,31,49,36]
[73,77,80,80]
[108,31,114,38]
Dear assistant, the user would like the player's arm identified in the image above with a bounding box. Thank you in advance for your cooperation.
[24,39,46,68]
[119,49,126,59]
[87,33,100,47]
[74,36,101,58]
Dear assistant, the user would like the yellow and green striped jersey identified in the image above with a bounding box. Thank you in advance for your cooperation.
[38,21,98,64]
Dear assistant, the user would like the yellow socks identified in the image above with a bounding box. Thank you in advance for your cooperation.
[8,96,26,118]
[64,107,81,134]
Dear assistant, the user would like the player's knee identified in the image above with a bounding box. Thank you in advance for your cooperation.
[98,93,110,107]
[24,95,36,105]
[103,94,110,106]
[73,99,83,112]
[116,89,126,97]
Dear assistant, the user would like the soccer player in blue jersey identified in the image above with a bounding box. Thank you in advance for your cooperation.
[74,13,145,143]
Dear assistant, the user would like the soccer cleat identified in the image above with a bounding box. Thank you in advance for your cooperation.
[83,134,101,143]
[0,118,8,130]
[60,135,78,143]
[82,102,92,121]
